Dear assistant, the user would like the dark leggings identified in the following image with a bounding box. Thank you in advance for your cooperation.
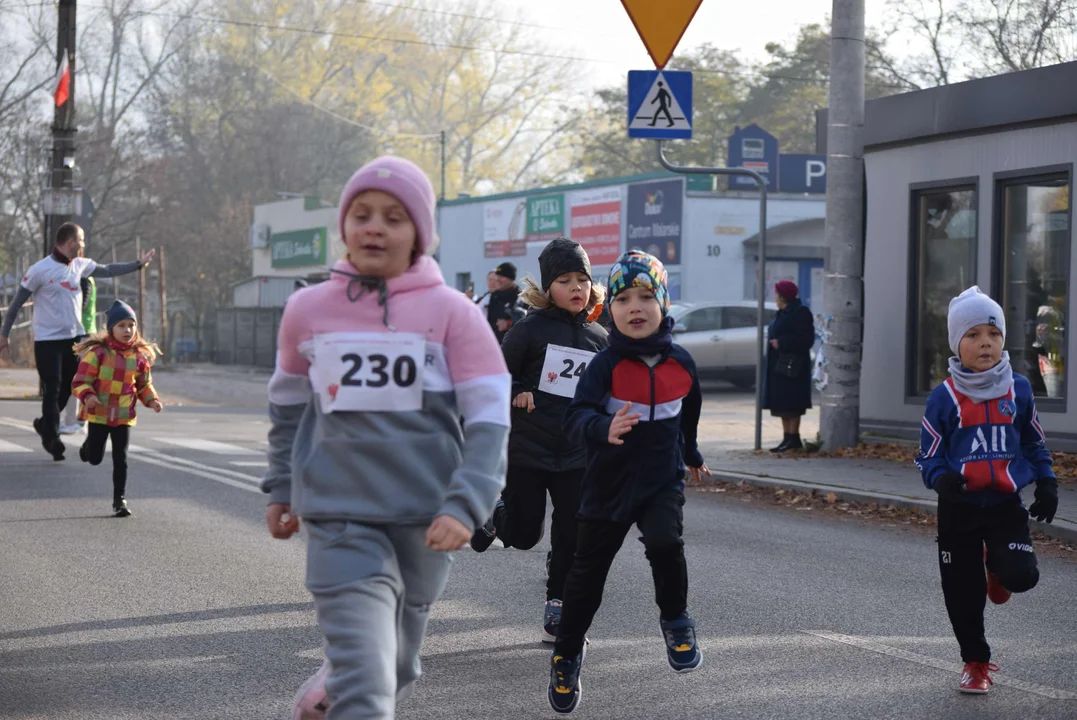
[34,337,82,440]
[937,499,1039,662]
[83,424,131,499]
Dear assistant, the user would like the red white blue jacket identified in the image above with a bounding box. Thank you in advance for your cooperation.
[915,373,1054,505]
[564,344,703,522]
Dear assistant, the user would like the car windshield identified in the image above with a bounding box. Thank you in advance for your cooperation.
[669,303,691,320]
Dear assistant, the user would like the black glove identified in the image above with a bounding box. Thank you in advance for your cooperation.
[934,471,967,500]
[1029,478,1059,524]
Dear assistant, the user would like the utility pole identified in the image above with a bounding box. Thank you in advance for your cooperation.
[158,247,168,362]
[820,0,866,450]
[136,236,145,324]
[45,0,77,257]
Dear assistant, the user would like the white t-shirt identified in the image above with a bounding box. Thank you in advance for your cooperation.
[20,256,97,341]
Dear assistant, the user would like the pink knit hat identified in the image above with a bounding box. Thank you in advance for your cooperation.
[337,156,438,255]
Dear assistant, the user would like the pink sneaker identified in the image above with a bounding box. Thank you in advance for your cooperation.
[292,660,330,720]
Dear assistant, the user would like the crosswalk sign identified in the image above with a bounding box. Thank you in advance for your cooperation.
[627,70,692,139]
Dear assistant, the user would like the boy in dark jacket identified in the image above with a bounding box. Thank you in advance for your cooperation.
[915,286,1058,695]
[487,262,526,343]
[547,250,710,714]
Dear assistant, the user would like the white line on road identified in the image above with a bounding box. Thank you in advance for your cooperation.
[128,446,263,494]
[230,460,269,468]
[0,438,31,453]
[803,630,1077,700]
[0,417,34,432]
[152,437,262,455]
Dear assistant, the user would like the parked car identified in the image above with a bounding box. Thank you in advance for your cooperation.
[669,301,780,388]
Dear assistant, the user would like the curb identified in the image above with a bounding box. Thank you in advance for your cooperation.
[705,469,1077,545]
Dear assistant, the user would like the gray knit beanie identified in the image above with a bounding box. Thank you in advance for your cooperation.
[947,286,1005,355]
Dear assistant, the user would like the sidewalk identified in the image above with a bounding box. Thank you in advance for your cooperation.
[700,445,1077,544]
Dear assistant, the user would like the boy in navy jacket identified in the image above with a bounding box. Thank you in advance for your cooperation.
[916,286,1058,695]
[547,250,710,714]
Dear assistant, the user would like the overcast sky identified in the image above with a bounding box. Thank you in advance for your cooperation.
[503,0,891,90]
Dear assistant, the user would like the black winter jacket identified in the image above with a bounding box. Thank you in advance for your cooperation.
[502,306,609,472]
[487,285,527,343]
[763,298,815,413]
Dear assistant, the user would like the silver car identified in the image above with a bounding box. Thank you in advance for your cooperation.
[670,301,779,388]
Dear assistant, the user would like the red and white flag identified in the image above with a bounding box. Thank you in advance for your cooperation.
[53,49,71,107]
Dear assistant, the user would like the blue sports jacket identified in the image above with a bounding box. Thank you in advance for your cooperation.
[915,373,1054,506]
[564,344,704,522]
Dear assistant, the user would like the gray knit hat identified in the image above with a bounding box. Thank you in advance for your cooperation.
[947,286,1005,355]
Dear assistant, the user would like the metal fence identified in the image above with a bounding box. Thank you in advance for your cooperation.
[214,307,283,368]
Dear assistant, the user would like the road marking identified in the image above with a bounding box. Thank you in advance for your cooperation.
[803,630,1077,700]
[127,446,263,494]
[230,460,269,468]
[152,437,262,455]
[0,417,34,432]
[0,438,31,453]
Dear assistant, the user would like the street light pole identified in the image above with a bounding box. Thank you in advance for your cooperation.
[45,0,78,256]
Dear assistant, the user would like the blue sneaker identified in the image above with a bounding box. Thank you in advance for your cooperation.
[548,644,585,714]
[660,612,702,673]
[542,599,562,643]
[469,498,503,553]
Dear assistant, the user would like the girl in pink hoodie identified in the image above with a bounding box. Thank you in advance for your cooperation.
[262,156,510,719]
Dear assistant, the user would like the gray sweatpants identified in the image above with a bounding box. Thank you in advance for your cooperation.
[306,521,452,719]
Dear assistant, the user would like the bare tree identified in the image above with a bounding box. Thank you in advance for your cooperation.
[884,0,1077,86]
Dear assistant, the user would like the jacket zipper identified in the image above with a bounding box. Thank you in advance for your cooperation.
[648,364,656,422]
[983,401,996,491]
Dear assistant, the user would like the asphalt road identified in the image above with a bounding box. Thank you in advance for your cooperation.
[0,399,1074,720]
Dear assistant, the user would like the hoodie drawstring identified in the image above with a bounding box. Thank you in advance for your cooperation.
[331,268,393,329]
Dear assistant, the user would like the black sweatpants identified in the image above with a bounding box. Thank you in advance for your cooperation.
[34,337,83,440]
[555,489,688,657]
[83,423,131,500]
[937,498,1039,662]
[496,466,583,602]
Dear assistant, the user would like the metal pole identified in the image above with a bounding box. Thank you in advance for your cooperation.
[158,246,168,362]
[439,130,447,201]
[136,236,144,324]
[45,0,77,257]
[110,243,119,300]
[655,140,769,451]
[820,0,866,450]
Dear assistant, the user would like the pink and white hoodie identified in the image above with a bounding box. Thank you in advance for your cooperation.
[261,256,510,530]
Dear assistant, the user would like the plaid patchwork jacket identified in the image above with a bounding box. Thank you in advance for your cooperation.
[72,339,159,427]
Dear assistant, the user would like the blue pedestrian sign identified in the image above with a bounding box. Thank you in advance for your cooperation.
[627,70,692,139]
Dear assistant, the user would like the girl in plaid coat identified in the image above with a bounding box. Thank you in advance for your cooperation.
[71,300,163,517]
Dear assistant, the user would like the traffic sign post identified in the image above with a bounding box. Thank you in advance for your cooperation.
[627,70,693,139]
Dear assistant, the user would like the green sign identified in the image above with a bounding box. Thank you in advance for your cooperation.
[526,193,564,241]
[686,175,715,192]
[271,227,327,268]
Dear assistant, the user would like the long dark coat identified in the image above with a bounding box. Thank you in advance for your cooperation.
[763,298,815,413]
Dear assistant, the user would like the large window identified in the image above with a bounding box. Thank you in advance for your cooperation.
[996,170,1071,402]
[910,183,979,395]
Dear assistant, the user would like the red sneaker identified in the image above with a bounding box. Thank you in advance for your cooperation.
[984,545,1011,605]
[959,662,998,694]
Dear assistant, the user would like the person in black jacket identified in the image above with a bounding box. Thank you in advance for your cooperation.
[470,238,608,643]
[547,250,710,715]
[486,262,526,343]
[763,280,815,452]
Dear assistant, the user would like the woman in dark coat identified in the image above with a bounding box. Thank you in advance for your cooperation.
[763,279,815,451]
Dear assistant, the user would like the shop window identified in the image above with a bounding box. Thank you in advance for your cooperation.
[909,183,978,396]
[996,170,1071,403]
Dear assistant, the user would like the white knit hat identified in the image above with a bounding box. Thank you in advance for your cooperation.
[947,286,1005,355]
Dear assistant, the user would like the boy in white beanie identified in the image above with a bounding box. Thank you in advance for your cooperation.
[915,286,1058,694]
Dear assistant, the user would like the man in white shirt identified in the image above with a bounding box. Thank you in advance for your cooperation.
[0,223,153,460]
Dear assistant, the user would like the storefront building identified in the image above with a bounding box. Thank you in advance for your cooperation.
[858,61,1076,449]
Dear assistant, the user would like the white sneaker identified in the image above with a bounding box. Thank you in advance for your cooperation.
[58,423,83,436]
[292,660,330,720]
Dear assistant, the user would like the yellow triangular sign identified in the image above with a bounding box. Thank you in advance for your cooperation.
[621,0,704,69]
